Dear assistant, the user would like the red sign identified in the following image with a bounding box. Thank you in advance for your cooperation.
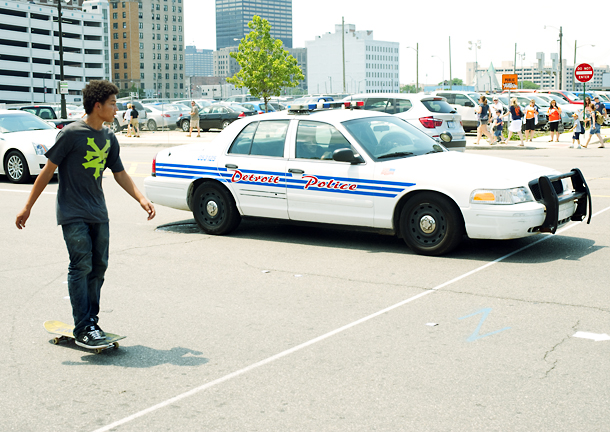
[575,63,593,83]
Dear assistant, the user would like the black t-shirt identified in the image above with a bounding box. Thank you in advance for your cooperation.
[45,120,124,225]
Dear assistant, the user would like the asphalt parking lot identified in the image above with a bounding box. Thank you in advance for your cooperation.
[1,140,609,431]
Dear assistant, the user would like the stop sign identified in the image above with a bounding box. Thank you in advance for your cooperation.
[575,63,593,83]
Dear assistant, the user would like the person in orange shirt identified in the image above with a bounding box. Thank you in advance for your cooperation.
[524,99,538,142]
[546,100,562,142]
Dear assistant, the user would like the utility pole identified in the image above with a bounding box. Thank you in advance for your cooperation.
[449,36,452,89]
[342,17,346,93]
[57,0,67,119]
[558,26,563,90]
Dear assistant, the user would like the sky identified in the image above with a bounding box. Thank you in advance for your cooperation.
[184,0,610,87]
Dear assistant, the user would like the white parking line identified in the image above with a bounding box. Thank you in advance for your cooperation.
[0,189,56,195]
[91,205,610,432]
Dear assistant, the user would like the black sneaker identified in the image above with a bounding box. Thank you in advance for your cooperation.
[75,326,109,348]
[92,323,106,339]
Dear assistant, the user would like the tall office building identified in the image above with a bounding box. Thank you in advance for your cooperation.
[185,46,213,77]
[216,0,292,50]
[107,0,185,99]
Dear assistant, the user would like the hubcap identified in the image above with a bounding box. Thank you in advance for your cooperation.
[8,156,23,179]
[206,200,219,217]
[419,215,436,234]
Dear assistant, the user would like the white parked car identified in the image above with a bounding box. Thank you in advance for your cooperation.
[431,90,482,132]
[142,105,182,130]
[144,104,591,256]
[341,93,466,151]
[0,110,59,183]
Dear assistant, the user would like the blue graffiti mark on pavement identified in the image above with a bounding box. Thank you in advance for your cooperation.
[459,307,511,342]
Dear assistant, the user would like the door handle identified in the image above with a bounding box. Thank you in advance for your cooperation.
[288,168,304,174]
[225,164,238,169]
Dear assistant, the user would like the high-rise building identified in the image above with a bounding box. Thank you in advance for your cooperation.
[306,24,399,95]
[185,46,213,77]
[216,0,292,50]
[0,0,108,104]
[107,0,185,99]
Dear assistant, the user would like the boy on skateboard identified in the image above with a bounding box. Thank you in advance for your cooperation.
[15,80,155,348]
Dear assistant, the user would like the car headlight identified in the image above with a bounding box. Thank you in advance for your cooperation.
[470,187,533,205]
[32,143,49,156]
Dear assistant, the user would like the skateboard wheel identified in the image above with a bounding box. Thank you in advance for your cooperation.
[113,342,119,349]
[95,348,103,354]
[53,337,60,344]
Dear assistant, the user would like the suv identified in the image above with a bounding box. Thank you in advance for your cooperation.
[7,105,75,129]
[431,90,482,132]
[341,93,466,152]
[110,100,148,132]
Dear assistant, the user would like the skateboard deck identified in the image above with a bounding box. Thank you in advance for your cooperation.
[44,320,125,353]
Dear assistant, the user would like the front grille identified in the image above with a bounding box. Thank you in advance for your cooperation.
[529,179,564,201]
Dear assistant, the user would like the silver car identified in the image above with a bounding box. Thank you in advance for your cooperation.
[142,105,182,131]
[342,93,466,152]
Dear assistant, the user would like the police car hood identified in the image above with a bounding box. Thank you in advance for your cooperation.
[388,151,559,189]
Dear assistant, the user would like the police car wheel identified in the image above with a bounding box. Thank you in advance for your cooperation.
[192,183,241,235]
[5,150,30,184]
[400,193,464,256]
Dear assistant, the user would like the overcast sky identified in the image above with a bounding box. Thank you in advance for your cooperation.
[184,0,609,86]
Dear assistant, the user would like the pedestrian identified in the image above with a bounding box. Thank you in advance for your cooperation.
[593,96,607,121]
[584,102,605,148]
[507,98,525,146]
[569,113,583,149]
[524,99,537,142]
[475,95,493,145]
[187,101,201,137]
[15,80,156,348]
[491,109,505,144]
[130,103,140,137]
[490,96,504,116]
[547,100,562,142]
[124,103,133,137]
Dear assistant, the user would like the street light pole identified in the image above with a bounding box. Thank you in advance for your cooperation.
[573,41,595,91]
[544,25,563,90]
[406,44,418,92]
[56,0,67,119]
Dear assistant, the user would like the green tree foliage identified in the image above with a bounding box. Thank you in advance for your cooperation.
[227,16,304,111]
[400,84,421,93]
[521,80,540,90]
[450,78,463,86]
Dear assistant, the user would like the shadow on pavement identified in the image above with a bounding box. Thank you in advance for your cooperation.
[61,346,209,368]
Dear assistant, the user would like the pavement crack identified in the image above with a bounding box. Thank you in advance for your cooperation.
[541,320,580,379]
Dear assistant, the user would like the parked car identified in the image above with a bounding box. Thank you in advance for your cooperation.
[341,93,466,151]
[532,94,576,128]
[224,95,261,103]
[267,101,288,111]
[288,96,334,106]
[7,105,75,129]
[430,90,482,131]
[176,103,256,132]
[0,110,59,183]
[542,90,583,105]
[495,95,548,130]
[240,102,277,114]
[144,103,591,256]
[142,105,181,130]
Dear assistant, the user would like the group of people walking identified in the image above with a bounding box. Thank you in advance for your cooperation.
[474,95,607,148]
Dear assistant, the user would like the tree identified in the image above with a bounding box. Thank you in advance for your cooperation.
[227,16,304,111]
[521,80,540,90]
[450,78,463,86]
[400,84,421,93]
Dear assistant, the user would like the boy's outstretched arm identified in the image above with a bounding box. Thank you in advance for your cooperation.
[15,160,58,229]
[113,170,156,220]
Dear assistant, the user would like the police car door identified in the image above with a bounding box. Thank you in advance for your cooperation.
[220,120,289,219]
[286,120,375,226]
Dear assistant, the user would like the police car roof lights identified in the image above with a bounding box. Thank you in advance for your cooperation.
[287,100,364,114]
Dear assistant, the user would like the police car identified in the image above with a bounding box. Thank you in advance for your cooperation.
[143,101,591,256]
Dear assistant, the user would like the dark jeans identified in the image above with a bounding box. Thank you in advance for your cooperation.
[61,222,109,336]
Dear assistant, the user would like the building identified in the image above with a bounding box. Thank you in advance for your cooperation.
[213,46,240,78]
[0,0,108,104]
[306,24,399,95]
[216,0,292,50]
[185,46,213,77]
[467,53,610,92]
[105,0,185,99]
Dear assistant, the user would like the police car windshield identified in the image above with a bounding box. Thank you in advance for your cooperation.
[342,116,444,160]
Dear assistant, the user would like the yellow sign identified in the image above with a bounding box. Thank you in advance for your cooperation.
[502,74,518,91]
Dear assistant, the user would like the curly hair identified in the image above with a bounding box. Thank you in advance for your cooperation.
[82,80,119,114]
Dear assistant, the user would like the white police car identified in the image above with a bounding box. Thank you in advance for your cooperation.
[144,102,591,255]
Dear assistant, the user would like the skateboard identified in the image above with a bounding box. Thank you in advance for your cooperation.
[43,320,125,354]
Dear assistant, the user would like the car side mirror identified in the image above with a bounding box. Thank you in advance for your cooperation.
[465,101,474,108]
[333,148,364,164]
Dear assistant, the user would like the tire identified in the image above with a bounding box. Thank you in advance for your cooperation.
[399,193,464,256]
[192,183,241,235]
[221,120,231,129]
[181,120,190,132]
[4,150,30,184]
[147,119,157,131]
[111,119,121,133]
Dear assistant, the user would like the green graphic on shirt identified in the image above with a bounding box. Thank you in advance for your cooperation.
[82,137,111,179]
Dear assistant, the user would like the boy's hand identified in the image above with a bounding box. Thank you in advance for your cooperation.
[140,198,156,220]
[15,207,30,229]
